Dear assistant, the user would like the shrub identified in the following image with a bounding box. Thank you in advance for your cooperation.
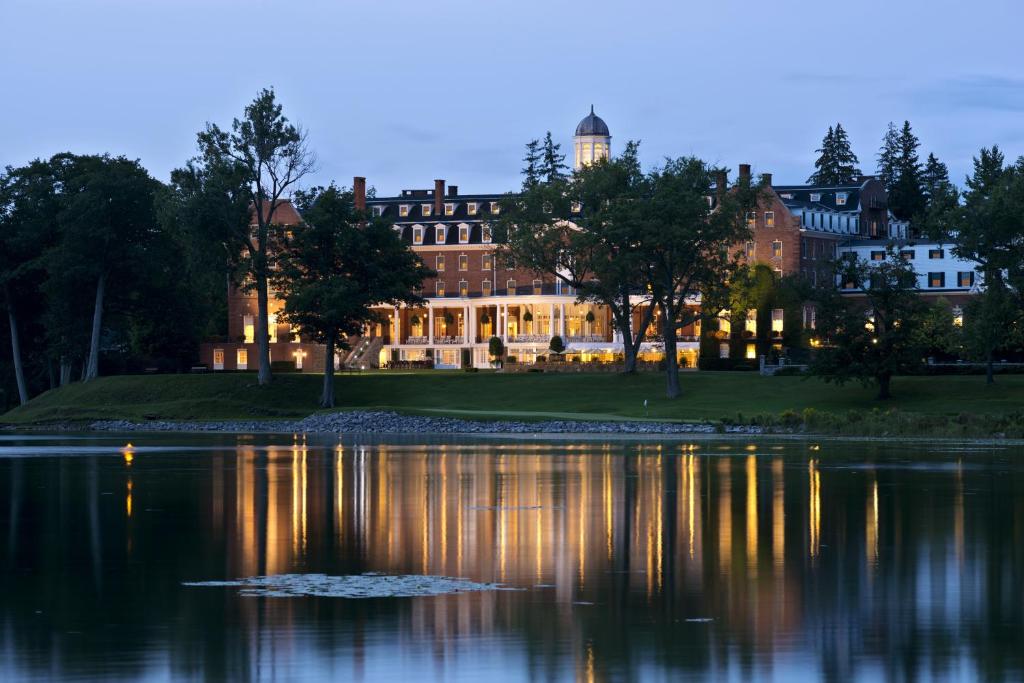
[549,335,565,354]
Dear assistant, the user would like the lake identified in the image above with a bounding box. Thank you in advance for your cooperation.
[1,433,1022,682]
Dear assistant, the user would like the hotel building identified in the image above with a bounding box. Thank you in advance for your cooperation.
[200,109,980,372]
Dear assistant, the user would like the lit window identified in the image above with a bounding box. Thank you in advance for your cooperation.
[746,212,756,227]
[533,279,542,295]
[490,202,500,215]
[412,226,424,245]
[212,348,224,371]
[459,224,470,243]
[900,250,915,261]
[372,206,384,217]
[958,271,974,287]
[267,313,277,343]
[745,241,755,259]
[835,192,847,206]
[719,343,730,359]
[928,248,944,259]
[745,343,756,360]
[482,253,493,270]
[436,255,445,272]
[458,254,468,271]
[952,306,963,327]
[764,211,775,227]
[870,250,884,261]
[436,281,445,297]
[928,272,945,288]
[243,315,254,343]
[571,200,582,213]
[506,279,516,295]
[399,204,410,217]
[772,241,782,258]
[236,348,248,370]
[745,309,757,335]
[421,204,432,217]
[771,308,784,335]
[468,202,478,216]
[459,280,469,297]
[810,192,821,202]
[481,226,492,243]
[435,225,446,243]
[802,305,816,330]
[719,310,731,335]
[445,203,456,216]
[482,279,492,296]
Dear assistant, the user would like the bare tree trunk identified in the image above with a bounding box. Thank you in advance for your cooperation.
[321,332,336,409]
[662,303,681,399]
[60,358,72,386]
[877,373,892,400]
[7,305,29,405]
[255,272,273,386]
[84,272,106,382]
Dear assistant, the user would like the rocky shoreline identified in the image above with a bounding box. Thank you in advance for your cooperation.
[88,410,766,435]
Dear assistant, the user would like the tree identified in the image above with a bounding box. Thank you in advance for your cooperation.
[548,335,565,355]
[488,336,504,367]
[54,155,160,381]
[639,158,757,398]
[274,184,431,408]
[195,87,316,385]
[521,139,542,189]
[880,121,925,222]
[810,248,928,399]
[540,131,568,184]
[808,123,861,185]
[917,153,960,239]
[496,141,656,374]
[954,149,1024,382]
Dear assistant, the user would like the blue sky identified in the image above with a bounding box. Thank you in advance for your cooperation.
[2,0,1022,196]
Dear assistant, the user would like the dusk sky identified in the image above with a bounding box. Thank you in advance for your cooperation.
[3,0,1023,196]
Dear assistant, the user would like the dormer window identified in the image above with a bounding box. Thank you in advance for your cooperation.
[412,225,424,245]
[399,204,411,217]
[467,202,479,216]
[444,202,456,216]
[435,225,446,243]
[481,225,492,243]
[809,193,822,202]
[489,202,500,215]
[372,206,384,217]
[836,192,848,206]
[421,204,433,217]
[458,224,470,243]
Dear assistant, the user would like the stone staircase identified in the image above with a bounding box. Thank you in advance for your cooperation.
[344,336,383,369]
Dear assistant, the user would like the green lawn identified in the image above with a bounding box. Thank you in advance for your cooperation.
[2,370,1022,426]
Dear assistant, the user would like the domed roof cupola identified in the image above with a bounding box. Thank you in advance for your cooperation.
[575,105,610,137]
[573,105,611,169]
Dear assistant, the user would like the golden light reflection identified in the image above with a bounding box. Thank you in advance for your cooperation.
[718,459,732,577]
[866,477,879,569]
[122,443,134,466]
[746,455,758,577]
[125,477,133,518]
[772,458,784,575]
[809,459,821,561]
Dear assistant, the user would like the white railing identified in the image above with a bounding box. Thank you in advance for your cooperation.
[566,335,608,343]
[435,336,464,345]
[404,336,429,344]
[509,334,549,343]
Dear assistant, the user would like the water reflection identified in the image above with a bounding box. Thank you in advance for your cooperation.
[1,436,1024,681]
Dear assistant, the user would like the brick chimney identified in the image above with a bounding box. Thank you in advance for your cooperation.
[715,170,728,201]
[761,172,772,187]
[353,176,366,212]
[738,164,751,183]
[434,179,445,216]
[448,185,458,197]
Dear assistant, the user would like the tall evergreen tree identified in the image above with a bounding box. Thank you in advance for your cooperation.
[963,145,1005,202]
[917,152,959,239]
[808,124,861,185]
[540,131,568,184]
[521,139,542,189]
[876,122,900,189]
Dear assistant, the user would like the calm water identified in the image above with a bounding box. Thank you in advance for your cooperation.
[2,434,1023,682]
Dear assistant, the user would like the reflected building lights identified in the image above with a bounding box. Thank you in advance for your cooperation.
[809,459,821,561]
[746,455,758,578]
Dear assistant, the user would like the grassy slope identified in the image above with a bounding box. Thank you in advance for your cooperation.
[2,371,1023,425]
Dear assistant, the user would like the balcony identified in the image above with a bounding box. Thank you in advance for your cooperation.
[509,334,549,343]
[566,334,611,344]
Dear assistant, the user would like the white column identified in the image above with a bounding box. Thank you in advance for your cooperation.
[559,303,566,337]
[549,303,555,337]
[500,304,507,342]
[428,303,434,344]
[392,308,398,345]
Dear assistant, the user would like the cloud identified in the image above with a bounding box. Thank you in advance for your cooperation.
[912,75,1024,113]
